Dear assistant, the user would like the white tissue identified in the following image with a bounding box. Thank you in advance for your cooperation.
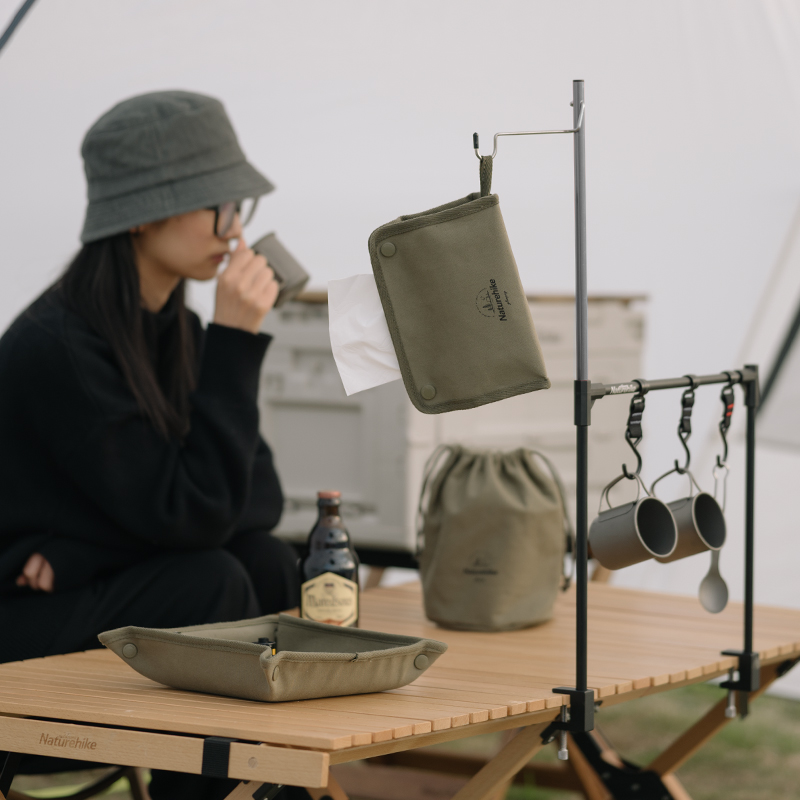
[328,274,401,396]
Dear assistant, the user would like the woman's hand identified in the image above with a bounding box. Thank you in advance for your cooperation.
[16,553,54,592]
[213,237,280,334]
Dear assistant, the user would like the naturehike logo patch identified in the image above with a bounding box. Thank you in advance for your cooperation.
[476,280,508,321]
[463,550,498,576]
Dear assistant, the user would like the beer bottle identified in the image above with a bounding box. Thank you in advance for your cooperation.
[300,491,360,627]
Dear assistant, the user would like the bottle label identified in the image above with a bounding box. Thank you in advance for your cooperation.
[301,571,359,627]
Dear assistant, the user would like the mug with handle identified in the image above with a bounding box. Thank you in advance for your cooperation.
[650,469,726,564]
[589,472,678,571]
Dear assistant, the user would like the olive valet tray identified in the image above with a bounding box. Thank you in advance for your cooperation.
[99,613,447,702]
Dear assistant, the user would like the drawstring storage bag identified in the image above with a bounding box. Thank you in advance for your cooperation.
[368,161,549,414]
[417,446,573,631]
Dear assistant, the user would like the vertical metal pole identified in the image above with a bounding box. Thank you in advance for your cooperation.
[573,79,589,694]
[744,365,758,655]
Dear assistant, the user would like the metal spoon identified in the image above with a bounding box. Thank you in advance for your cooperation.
[699,549,728,613]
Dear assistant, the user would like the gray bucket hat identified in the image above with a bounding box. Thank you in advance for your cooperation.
[80,90,275,243]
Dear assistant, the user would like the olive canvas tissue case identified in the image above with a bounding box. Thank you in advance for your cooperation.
[99,613,447,702]
[368,192,550,414]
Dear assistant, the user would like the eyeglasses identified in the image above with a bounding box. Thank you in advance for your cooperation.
[210,198,259,238]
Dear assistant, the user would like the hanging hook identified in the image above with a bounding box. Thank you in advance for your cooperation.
[473,103,585,160]
[716,372,735,469]
[674,375,696,474]
[622,382,646,480]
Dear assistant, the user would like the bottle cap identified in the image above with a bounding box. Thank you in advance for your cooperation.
[317,490,341,500]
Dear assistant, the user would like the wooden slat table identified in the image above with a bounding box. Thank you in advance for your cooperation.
[0,582,798,800]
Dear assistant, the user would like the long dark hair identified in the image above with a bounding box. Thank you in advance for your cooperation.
[56,232,196,439]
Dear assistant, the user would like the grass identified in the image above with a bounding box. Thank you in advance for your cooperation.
[596,683,800,800]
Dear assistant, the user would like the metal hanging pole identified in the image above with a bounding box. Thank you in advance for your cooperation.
[744,365,758,658]
[552,80,594,744]
[572,79,589,698]
[722,364,761,716]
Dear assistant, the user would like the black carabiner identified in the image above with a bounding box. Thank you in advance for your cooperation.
[716,372,735,468]
[622,381,646,480]
[675,375,696,474]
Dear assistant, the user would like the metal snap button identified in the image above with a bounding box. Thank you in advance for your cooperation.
[414,654,429,670]
[421,385,436,400]
[122,643,138,659]
[380,241,396,257]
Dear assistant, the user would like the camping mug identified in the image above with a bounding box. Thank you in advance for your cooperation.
[650,471,726,563]
[589,473,678,570]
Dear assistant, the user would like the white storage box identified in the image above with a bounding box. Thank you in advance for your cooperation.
[260,294,645,559]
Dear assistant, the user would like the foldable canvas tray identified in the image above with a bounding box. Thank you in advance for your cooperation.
[99,613,447,702]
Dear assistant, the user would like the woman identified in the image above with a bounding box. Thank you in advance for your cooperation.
[0,90,307,799]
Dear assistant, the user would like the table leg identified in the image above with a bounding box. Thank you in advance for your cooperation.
[449,722,550,800]
[123,767,150,800]
[563,735,610,800]
[0,751,21,800]
[223,781,284,800]
[307,773,349,800]
[647,659,786,777]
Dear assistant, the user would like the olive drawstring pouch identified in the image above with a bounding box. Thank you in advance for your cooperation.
[368,176,550,414]
[417,446,573,632]
[99,613,447,703]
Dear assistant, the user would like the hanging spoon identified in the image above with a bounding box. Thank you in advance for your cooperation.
[699,548,728,613]
[699,462,730,613]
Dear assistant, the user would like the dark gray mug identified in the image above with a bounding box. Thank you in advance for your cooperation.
[651,471,726,563]
[589,473,678,570]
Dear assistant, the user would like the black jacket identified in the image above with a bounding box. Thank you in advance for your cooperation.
[0,290,283,594]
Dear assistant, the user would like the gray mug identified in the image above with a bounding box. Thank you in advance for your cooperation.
[650,471,726,563]
[589,473,678,570]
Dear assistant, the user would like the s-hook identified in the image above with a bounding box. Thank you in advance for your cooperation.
[674,375,697,474]
[622,381,647,480]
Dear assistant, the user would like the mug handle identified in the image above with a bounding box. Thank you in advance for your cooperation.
[686,469,703,498]
[599,472,647,513]
[651,465,704,499]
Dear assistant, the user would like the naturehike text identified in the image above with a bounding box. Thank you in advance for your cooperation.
[489,279,507,321]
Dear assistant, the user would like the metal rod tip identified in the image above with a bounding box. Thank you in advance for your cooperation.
[473,132,479,148]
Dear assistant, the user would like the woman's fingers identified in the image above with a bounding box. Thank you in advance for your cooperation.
[22,553,44,589]
[17,553,54,592]
[223,236,253,278]
[247,263,279,313]
[38,558,55,592]
[213,239,280,333]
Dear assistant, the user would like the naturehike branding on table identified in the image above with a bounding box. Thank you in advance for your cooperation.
[39,733,97,750]
[476,279,508,321]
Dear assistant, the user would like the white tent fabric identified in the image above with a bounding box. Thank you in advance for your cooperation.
[1,1,800,693]
[753,206,800,448]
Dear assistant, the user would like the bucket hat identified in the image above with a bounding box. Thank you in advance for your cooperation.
[80,90,275,243]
